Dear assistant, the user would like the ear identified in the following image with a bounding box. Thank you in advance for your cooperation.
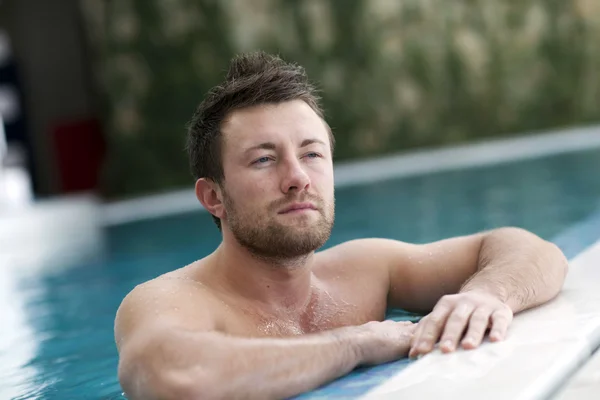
[195,178,226,220]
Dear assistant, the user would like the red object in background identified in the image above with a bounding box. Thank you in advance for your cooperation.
[52,118,105,193]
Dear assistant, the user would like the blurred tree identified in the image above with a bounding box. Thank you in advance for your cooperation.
[79,0,600,199]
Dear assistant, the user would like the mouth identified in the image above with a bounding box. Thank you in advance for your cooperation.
[278,202,318,214]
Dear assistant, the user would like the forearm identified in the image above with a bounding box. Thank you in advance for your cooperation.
[202,329,364,399]
[131,326,365,400]
[460,227,569,313]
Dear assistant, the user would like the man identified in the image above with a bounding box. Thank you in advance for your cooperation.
[114,52,568,400]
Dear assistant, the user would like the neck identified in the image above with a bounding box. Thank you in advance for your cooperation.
[208,235,316,312]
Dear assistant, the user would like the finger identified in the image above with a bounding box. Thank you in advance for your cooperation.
[439,303,475,353]
[409,306,451,357]
[489,308,513,341]
[461,308,493,350]
[411,319,425,342]
[408,320,426,358]
[409,310,449,357]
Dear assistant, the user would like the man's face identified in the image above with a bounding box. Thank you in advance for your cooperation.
[219,100,335,260]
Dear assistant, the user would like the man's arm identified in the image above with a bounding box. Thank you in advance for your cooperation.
[458,227,568,313]
[115,278,415,400]
[407,227,568,357]
[356,227,568,356]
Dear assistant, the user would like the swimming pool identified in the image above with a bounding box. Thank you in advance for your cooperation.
[3,146,600,399]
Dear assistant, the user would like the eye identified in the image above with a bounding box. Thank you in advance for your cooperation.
[304,152,321,159]
[252,156,273,165]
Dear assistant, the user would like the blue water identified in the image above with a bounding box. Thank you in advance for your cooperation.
[4,148,600,399]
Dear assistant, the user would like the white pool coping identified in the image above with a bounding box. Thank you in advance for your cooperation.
[360,238,600,400]
[553,342,600,400]
[100,124,600,226]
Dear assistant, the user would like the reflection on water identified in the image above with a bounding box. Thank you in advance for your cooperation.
[2,148,600,399]
[0,197,107,399]
[0,257,41,399]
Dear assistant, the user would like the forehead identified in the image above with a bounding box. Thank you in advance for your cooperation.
[221,100,329,151]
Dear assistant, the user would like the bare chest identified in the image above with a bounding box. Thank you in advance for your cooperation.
[223,283,387,338]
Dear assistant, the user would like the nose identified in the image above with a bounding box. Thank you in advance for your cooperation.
[280,159,310,194]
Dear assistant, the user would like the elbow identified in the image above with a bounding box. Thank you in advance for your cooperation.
[155,369,218,400]
[118,353,218,400]
[536,241,569,303]
[499,227,570,277]
[549,241,569,283]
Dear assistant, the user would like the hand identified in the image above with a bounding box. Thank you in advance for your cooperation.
[408,291,513,358]
[356,320,417,365]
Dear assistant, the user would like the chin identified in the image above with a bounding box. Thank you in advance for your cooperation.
[282,218,323,231]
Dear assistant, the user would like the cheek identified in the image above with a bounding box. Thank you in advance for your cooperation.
[310,165,334,195]
[250,175,274,197]
[228,174,273,203]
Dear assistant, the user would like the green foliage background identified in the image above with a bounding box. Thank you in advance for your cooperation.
[80,0,600,199]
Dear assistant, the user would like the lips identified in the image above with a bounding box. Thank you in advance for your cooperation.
[278,202,318,214]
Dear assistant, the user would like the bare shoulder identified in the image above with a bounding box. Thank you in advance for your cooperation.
[317,238,414,272]
[315,238,410,282]
[114,271,220,353]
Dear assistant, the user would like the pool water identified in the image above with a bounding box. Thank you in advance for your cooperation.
[4,148,600,399]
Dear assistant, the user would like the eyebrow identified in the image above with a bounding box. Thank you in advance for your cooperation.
[243,138,326,154]
[300,138,327,147]
[244,142,277,154]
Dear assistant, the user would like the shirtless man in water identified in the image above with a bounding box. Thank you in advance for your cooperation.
[114,52,569,400]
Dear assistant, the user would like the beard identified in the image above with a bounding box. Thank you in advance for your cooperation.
[222,189,334,262]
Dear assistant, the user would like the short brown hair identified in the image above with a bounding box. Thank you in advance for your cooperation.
[186,51,334,229]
